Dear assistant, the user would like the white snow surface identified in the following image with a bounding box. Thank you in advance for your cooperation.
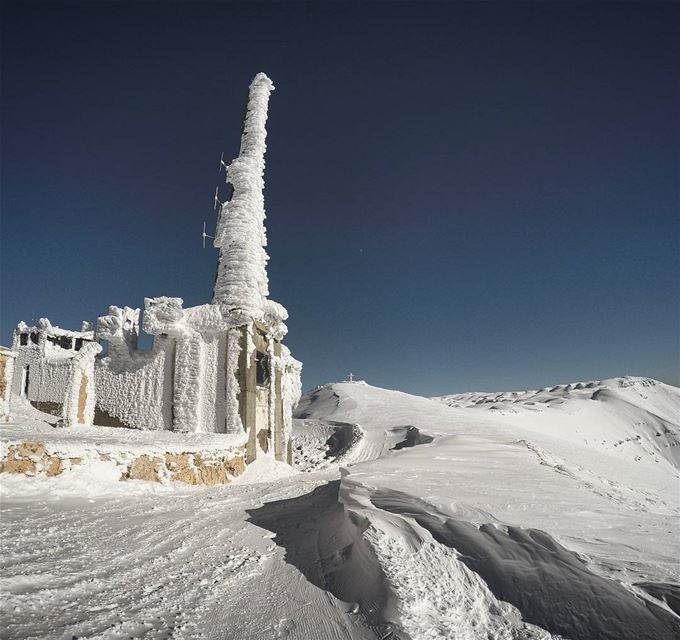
[2,376,679,640]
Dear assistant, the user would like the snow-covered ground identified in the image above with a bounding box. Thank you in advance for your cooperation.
[1,376,678,639]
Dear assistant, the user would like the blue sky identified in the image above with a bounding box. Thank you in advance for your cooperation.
[1,1,678,395]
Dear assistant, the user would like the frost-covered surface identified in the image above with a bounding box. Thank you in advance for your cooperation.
[94,337,173,431]
[14,318,95,363]
[95,298,243,433]
[17,352,71,404]
[96,305,140,353]
[10,295,299,436]
[0,347,16,417]
[16,318,95,342]
[262,299,289,341]
[3,376,678,640]
[213,72,274,320]
[1,399,246,457]
[10,319,85,401]
[62,341,102,427]
[173,332,206,433]
[143,297,225,433]
[225,327,243,434]
[144,297,238,337]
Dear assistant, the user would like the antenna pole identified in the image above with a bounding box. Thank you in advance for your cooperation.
[219,152,228,174]
[202,221,215,249]
[214,186,226,212]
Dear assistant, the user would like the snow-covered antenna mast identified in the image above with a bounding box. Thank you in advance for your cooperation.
[201,221,215,249]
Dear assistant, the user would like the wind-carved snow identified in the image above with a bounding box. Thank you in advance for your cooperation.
[364,529,556,640]
[213,72,274,319]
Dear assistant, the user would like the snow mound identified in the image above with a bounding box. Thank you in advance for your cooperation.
[231,453,299,484]
[291,418,363,471]
[294,383,439,463]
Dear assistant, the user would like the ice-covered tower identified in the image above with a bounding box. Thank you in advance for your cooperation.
[213,72,274,319]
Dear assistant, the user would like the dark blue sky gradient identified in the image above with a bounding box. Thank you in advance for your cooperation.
[2,1,678,395]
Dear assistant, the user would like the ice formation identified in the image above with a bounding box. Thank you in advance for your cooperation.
[62,341,102,427]
[96,306,140,354]
[0,347,16,418]
[213,72,274,319]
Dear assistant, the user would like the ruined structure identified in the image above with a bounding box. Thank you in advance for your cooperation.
[6,73,302,465]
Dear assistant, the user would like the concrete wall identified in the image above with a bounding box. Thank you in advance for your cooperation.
[238,324,258,462]
[94,336,174,430]
[0,349,16,418]
[197,333,227,433]
[235,322,288,463]
[12,347,71,414]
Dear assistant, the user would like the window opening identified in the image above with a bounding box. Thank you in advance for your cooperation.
[19,333,28,346]
[23,365,30,395]
[255,351,270,387]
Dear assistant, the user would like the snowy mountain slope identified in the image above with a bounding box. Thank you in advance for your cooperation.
[292,377,680,639]
[435,376,679,471]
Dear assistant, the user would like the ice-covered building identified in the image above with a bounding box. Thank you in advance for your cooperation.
[6,72,302,464]
[0,346,17,419]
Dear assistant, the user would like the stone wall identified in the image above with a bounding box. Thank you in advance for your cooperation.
[0,441,246,486]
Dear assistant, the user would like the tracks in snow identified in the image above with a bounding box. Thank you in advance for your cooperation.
[517,439,677,514]
[0,473,378,640]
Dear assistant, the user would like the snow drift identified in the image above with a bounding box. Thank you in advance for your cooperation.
[290,376,679,639]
